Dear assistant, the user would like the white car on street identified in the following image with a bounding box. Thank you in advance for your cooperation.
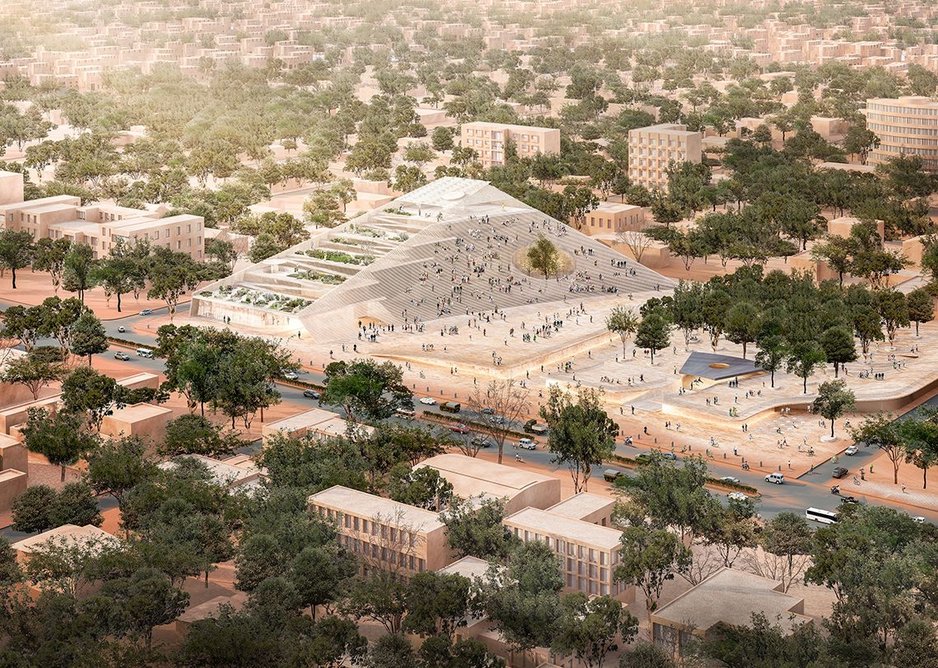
[764,472,785,485]
[517,438,536,450]
[844,445,859,456]
[727,492,747,502]
[419,397,437,406]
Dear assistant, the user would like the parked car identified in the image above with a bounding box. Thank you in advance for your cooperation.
[840,495,859,505]
[282,371,299,381]
[440,401,461,413]
[832,466,849,479]
[844,445,859,456]
[603,469,627,482]
[517,437,536,450]
[135,348,153,358]
[480,407,495,415]
[449,423,470,434]
[395,407,416,419]
[419,397,437,406]
[139,309,152,316]
[471,435,493,448]
[720,476,741,485]
[764,472,785,485]
[114,352,130,361]
[727,492,747,502]
[523,419,548,435]
[303,389,320,400]
[661,452,678,461]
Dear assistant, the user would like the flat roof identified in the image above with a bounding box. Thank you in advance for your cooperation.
[679,352,760,381]
[108,402,172,420]
[595,202,643,213]
[264,407,372,437]
[12,524,117,555]
[159,454,260,487]
[309,485,445,533]
[652,568,808,632]
[546,493,616,521]
[176,593,247,624]
[416,453,558,506]
[437,555,491,580]
[504,507,622,550]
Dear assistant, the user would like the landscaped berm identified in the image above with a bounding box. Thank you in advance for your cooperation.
[191,177,674,342]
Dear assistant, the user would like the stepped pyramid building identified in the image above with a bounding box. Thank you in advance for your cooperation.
[191,178,672,343]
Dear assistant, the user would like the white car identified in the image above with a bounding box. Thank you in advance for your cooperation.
[844,445,859,456]
[912,516,926,524]
[720,476,740,485]
[764,472,785,485]
[282,371,299,381]
[727,492,747,502]
[517,438,536,450]
[419,397,437,406]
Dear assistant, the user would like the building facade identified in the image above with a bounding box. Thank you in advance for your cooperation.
[460,122,560,168]
[308,485,454,575]
[627,123,702,191]
[580,202,647,236]
[865,96,938,171]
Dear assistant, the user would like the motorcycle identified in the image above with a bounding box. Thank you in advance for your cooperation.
[831,485,840,495]
[741,462,750,471]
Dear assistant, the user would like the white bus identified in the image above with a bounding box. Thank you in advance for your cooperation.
[805,507,839,525]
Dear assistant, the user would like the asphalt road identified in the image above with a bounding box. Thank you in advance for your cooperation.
[3,299,936,526]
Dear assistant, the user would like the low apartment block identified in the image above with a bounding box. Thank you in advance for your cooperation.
[628,124,702,192]
[308,485,455,575]
[865,96,938,171]
[460,122,560,168]
[0,172,204,260]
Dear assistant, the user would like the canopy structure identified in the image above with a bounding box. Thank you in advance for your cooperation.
[679,351,761,380]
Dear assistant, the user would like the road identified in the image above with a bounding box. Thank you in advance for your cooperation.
[3,299,936,526]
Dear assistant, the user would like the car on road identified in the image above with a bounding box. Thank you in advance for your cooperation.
[282,371,299,381]
[139,309,152,316]
[844,445,859,456]
[765,472,785,485]
[113,352,130,361]
[832,466,849,479]
[719,476,740,485]
[480,407,495,415]
[727,492,748,502]
[449,423,470,434]
[517,437,536,450]
[524,419,548,435]
[302,389,320,400]
[471,435,493,448]
[603,469,627,482]
[395,407,416,419]
[419,397,437,406]
[117,326,126,333]
[661,452,678,461]
[840,495,859,505]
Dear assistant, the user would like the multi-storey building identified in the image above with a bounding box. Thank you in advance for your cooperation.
[580,202,647,236]
[460,122,560,168]
[503,507,628,599]
[627,123,702,192]
[0,172,204,260]
[308,485,455,575]
[864,96,938,171]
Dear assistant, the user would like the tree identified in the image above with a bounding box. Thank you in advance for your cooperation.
[467,379,529,464]
[1,348,65,400]
[893,618,938,668]
[669,281,704,350]
[819,326,856,378]
[62,243,97,304]
[146,247,206,322]
[606,306,639,358]
[724,302,760,359]
[86,436,157,508]
[32,237,72,292]
[812,236,853,288]
[60,366,124,432]
[539,387,618,493]
[180,609,281,667]
[303,189,347,228]
[615,525,691,611]
[69,311,108,366]
[619,642,676,667]
[366,633,416,668]
[441,496,516,561]
[851,414,905,484]
[751,512,813,593]
[341,571,408,634]
[0,304,44,351]
[812,380,856,438]
[12,482,101,533]
[101,568,189,648]
[634,310,671,365]
[786,341,826,394]
[552,593,639,668]
[161,414,241,458]
[290,545,356,619]
[899,415,938,489]
[21,408,99,482]
[755,335,788,388]
[92,240,148,313]
[321,358,413,423]
[431,126,455,152]
[204,239,237,271]
[11,485,57,533]
[702,496,757,568]
[403,572,471,638]
[0,229,34,289]
[907,288,934,337]
[875,289,910,345]
[526,235,560,278]
[389,465,453,510]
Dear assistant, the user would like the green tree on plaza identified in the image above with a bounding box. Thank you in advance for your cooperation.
[39,295,87,352]
[724,302,760,359]
[526,234,560,279]
[204,238,237,271]
[539,386,618,493]
[811,235,854,288]
[906,288,934,337]
[32,237,72,292]
[146,247,206,322]
[62,243,98,304]
[701,495,758,568]
[875,289,910,345]
[0,229,35,289]
[161,414,241,458]
[21,408,99,481]
[92,239,149,313]
[86,436,158,509]
[812,380,856,439]
[69,311,108,366]
[819,326,857,378]
[755,335,789,389]
[786,341,827,394]
[289,544,357,620]
[321,358,413,424]
[0,304,44,351]
[99,568,189,649]
[606,306,639,358]
[402,572,471,639]
[634,309,671,365]
[669,281,704,350]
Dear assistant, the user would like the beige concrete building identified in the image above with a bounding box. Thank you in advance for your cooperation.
[581,202,647,235]
[460,122,560,168]
[503,507,627,598]
[262,407,372,444]
[546,492,617,527]
[100,402,173,441]
[11,524,118,564]
[308,485,455,575]
[651,568,809,656]
[0,172,205,260]
[865,96,938,171]
[628,124,702,191]
[414,453,561,514]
